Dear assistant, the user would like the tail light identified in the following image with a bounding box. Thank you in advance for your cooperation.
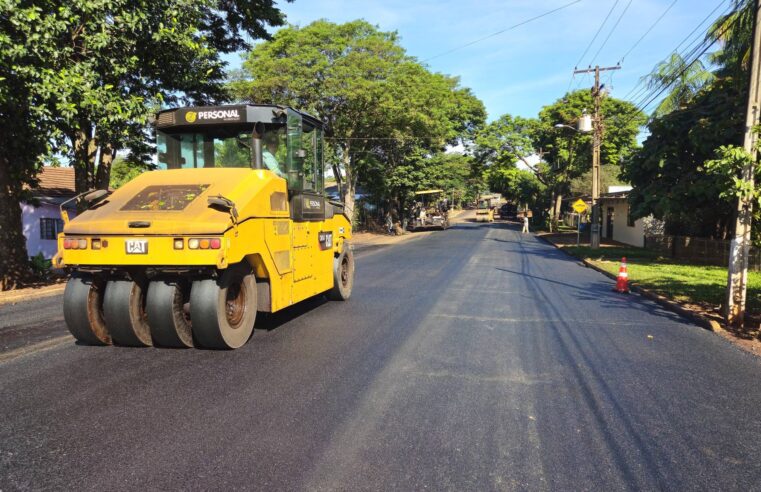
[63,238,88,250]
[187,238,222,250]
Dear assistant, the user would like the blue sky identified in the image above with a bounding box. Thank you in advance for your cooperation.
[230,0,733,121]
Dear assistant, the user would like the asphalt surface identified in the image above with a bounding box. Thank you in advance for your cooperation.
[2,220,761,490]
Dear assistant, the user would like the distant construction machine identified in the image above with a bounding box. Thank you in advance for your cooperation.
[409,189,450,230]
[475,194,500,222]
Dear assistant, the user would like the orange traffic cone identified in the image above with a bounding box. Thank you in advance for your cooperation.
[615,257,629,293]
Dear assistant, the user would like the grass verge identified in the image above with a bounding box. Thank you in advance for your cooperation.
[561,245,761,316]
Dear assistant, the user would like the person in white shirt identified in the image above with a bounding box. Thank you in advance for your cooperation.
[522,215,529,233]
[262,132,284,177]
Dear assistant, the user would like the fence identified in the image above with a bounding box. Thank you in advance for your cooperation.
[644,235,761,272]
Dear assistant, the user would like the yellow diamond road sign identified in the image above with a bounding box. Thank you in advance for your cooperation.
[572,199,588,214]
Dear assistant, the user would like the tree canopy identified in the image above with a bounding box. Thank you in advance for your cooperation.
[473,90,644,228]
[0,0,288,289]
[231,20,486,212]
[621,0,757,240]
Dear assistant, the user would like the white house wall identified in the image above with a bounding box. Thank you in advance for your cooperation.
[20,203,73,259]
[601,199,646,248]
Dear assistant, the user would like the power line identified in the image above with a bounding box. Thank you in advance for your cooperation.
[574,0,621,68]
[422,0,582,63]
[622,0,732,102]
[618,0,678,63]
[621,0,734,103]
[566,0,620,93]
[630,3,738,113]
[619,5,744,127]
[589,0,634,67]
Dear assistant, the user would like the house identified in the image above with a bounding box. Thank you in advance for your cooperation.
[598,187,663,247]
[21,166,77,259]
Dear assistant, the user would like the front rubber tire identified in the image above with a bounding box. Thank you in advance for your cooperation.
[328,246,354,301]
[103,279,153,347]
[190,265,256,350]
[63,273,110,345]
[146,280,193,348]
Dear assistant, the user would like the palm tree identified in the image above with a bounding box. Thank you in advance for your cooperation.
[708,0,754,74]
[647,53,713,117]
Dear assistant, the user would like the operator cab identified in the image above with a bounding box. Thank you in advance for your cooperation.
[155,104,329,220]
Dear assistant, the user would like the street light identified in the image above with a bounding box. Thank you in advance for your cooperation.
[554,123,576,131]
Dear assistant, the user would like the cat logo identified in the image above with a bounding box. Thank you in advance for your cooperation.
[185,111,198,123]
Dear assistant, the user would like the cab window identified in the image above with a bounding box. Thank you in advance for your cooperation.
[157,130,252,169]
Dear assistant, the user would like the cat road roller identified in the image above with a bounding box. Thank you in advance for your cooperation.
[54,104,354,349]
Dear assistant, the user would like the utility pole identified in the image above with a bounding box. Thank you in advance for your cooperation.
[574,64,621,248]
[727,0,761,327]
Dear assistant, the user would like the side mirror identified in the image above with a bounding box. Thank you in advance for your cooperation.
[207,195,239,221]
[208,196,230,208]
[84,189,109,203]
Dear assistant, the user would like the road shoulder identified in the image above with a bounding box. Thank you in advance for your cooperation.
[537,232,761,357]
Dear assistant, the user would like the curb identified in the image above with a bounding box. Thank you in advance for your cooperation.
[537,235,725,334]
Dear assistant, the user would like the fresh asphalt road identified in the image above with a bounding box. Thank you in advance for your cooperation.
[2,220,761,490]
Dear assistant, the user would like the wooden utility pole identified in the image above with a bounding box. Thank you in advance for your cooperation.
[727,0,761,327]
[573,64,620,248]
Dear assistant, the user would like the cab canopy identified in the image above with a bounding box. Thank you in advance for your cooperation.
[155,104,325,194]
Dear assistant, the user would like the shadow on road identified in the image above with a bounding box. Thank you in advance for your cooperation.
[255,295,330,333]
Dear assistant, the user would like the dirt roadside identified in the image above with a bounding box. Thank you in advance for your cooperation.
[0,210,470,306]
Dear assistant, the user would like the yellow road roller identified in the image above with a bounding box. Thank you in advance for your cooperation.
[475,195,496,222]
[54,104,354,349]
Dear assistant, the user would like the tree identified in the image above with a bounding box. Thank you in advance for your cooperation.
[623,77,746,237]
[473,91,643,230]
[487,167,545,210]
[621,0,755,239]
[109,157,154,189]
[647,53,713,117]
[231,20,485,214]
[0,0,288,289]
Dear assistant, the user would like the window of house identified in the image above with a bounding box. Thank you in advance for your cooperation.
[627,205,635,227]
[40,218,64,240]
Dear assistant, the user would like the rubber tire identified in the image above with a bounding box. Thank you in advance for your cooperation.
[190,265,256,349]
[146,280,193,348]
[328,246,354,301]
[103,279,153,347]
[63,273,111,345]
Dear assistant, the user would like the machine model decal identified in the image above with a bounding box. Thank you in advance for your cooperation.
[302,196,322,210]
[125,239,148,254]
[318,231,333,250]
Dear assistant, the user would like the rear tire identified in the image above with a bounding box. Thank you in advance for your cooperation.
[63,273,110,345]
[104,279,153,347]
[190,265,256,349]
[328,246,354,301]
[146,280,193,348]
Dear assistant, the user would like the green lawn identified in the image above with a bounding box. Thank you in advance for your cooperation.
[562,245,761,315]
